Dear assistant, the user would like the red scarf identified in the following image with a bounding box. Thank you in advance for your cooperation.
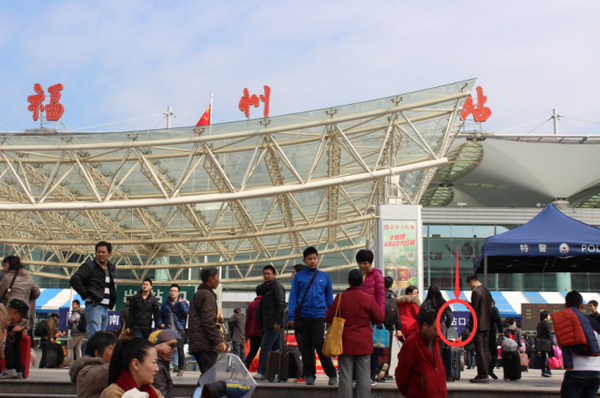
[115,368,159,398]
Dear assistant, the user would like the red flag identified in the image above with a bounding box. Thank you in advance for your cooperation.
[196,105,211,126]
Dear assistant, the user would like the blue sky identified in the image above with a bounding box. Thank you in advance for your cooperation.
[1,1,599,135]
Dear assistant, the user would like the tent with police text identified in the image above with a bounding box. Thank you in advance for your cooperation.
[473,204,600,277]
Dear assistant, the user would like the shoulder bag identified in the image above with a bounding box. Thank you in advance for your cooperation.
[535,337,552,353]
[323,293,344,357]
[0,271,19,306]
[294,270,319,331]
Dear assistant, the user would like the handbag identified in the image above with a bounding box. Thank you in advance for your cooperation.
[0,271,19,306]
[373,324,389,349]
[294,270,319,331]
[322,293,344,357]
[535,337,552,353]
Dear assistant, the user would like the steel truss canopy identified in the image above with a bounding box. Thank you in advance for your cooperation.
[0,79,475,285]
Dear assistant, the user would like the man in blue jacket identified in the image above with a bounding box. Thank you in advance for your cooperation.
[159,284,190,377]
[287,247,337,386]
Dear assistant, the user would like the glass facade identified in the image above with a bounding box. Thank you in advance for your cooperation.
[424,224,600,292]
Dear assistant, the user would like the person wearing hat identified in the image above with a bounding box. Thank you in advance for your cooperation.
[0,299,28,379]
[149,329,183,398]
[39,312,59,369]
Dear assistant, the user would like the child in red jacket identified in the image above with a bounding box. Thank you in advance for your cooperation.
[396,311,447,398]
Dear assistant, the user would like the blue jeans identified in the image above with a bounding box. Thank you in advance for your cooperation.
[257,329,282,375]
[85,304,108,340]
[561,371,600,398]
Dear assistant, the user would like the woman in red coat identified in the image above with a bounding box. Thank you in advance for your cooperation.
[356,249,385,384]
[243,285,264,370]
[396,285,421,340]
[326,269,384,398]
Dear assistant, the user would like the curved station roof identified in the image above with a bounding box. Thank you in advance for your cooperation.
[0,79,474,284]
[425,132,600,208]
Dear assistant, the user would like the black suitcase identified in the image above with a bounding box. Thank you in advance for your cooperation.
[501,350,521,381]
[443,347,462,381]
[288,346,302,379]
[266,334,289,382]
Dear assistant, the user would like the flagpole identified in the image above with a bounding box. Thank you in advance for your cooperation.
[209,92,213,135]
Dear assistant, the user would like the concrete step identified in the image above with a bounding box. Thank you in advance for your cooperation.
[0,381,572,398]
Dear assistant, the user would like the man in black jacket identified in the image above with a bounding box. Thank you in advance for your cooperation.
[127,279,161,339]
[70,241,116,340]
[467,274,492,384]
[488,299,504,379]
[253,265,286,380]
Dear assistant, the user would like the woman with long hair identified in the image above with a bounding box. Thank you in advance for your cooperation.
[100,338,164,398]
[0,255,40,378]
[417,285,453,337]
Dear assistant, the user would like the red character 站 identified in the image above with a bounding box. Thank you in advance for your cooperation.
[460,86,492,122]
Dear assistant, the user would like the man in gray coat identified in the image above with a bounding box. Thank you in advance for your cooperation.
[228,308,246,361]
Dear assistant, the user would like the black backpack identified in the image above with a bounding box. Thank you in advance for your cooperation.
[383,295,399,327]
[34,320,47,337]
[76,312,87,333]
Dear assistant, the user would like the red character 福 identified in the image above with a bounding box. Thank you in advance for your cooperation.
[460,86,492,122]
[45,83,64,121]
[26,83,65,122]
[238,85,271,118]
[27,83,46,122]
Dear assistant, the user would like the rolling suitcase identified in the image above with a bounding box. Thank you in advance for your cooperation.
[519,352,529,372]
[0,334,31,378]
[266,333,289,382]
[443,326,462,382]
[501,349,521,381]
[288,346,302,379]
[445,347,463,381]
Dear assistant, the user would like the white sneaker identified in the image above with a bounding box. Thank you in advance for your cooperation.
[0,369,21,379]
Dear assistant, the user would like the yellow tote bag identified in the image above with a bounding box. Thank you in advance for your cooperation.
[323,293,345,357]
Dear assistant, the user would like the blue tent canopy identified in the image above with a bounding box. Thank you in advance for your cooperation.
[474,204,600,274]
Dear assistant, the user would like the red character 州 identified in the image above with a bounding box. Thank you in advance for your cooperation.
[460,86,492,122]
[26,83,65,122]
[238,85,271,118]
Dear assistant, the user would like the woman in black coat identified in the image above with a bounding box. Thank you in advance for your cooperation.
[536,311,553,377]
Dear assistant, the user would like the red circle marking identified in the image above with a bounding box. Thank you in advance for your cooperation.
[435,299,478,348]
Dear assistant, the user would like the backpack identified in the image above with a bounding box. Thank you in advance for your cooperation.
[34,320,48,337]
[509,329,517,342]
[383,295,398,327]
[76,312,87,333]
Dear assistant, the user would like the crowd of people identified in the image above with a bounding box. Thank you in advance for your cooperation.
[2,240,600,398]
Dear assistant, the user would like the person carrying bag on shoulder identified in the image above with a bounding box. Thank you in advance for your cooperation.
[326,269,384,398]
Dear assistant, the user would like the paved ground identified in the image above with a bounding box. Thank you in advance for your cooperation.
[24,366,567,391]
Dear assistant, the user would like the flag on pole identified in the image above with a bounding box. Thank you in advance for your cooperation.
[196,105,211,126]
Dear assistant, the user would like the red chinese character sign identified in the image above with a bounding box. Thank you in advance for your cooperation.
[461,86,491,122]
[239,85,271,118]
[27,83,65,122]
